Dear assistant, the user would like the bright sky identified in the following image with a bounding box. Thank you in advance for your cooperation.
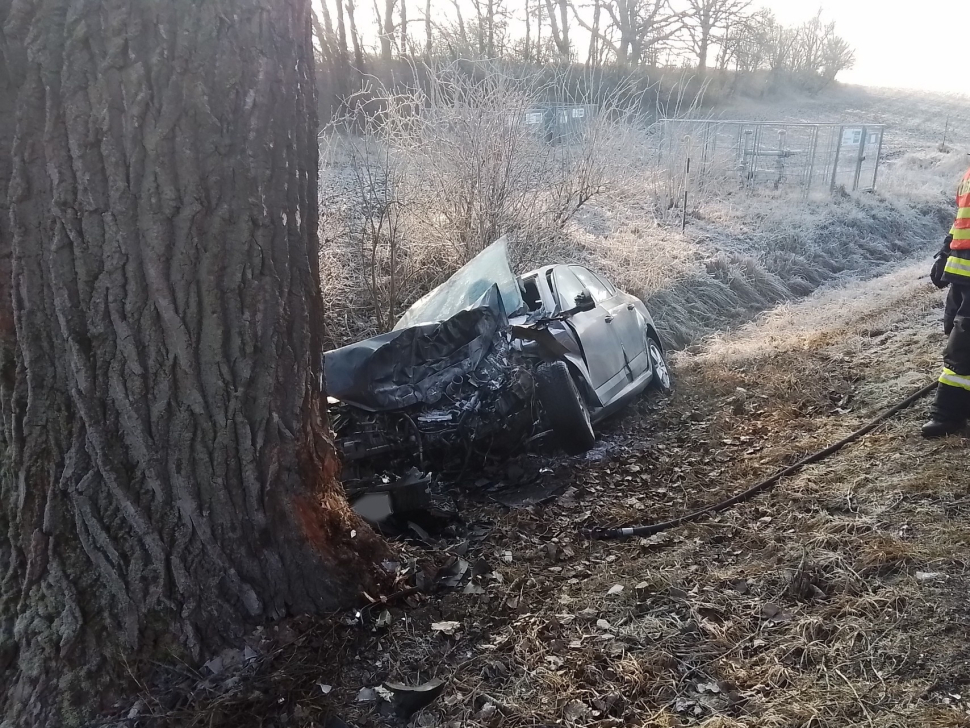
[760,0,963,93]
[317,0,965,94]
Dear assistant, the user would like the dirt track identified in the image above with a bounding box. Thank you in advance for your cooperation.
[133,259,970,727]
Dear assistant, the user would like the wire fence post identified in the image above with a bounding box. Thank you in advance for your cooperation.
[803,125,819,199]
[871,128,885,191]
[830,125,844,192]
[682,147,690,233]
[852,126,868,192]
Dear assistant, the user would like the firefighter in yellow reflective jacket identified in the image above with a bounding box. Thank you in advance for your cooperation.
[924,165,970,437]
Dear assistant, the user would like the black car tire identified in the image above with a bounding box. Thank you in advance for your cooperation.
[536,361,597,455]
[647,336,672,394]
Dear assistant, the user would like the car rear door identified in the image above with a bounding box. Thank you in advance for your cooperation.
[551,267,628,403]
[570,266,649,379]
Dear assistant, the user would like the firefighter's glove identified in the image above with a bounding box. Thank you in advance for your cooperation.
[931,247,950,289]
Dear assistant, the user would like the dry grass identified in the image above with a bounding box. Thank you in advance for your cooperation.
[112,246,970,728]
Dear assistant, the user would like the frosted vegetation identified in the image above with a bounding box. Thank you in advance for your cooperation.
[318,65,968,350]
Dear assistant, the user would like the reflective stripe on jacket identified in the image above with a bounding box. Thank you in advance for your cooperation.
[941,367,970,391]
[951,166,970,249]
[945,250,970,282]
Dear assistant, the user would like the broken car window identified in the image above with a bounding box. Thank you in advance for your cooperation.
[553,267,589,311]
[570,266,615,303]
[521,276,543,311]
[394,237,526,330]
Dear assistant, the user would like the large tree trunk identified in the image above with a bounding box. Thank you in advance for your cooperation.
[0,1,381,725]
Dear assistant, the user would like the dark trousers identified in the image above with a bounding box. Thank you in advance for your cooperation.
[931,284,970,423]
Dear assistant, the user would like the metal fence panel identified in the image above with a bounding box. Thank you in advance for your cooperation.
[659,119,885,197]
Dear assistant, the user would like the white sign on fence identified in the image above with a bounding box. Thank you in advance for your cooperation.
[842,128,863,146]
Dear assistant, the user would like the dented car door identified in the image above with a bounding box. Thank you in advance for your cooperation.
[570,266,648,379]
[550,267,628,404]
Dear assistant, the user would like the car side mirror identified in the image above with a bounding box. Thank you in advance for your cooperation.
[572,291,596,313]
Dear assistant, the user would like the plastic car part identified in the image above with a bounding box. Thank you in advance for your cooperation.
[536,361,596,455]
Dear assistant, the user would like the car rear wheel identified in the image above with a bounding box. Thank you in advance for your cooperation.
[536,361,597,455]
[647,336,672,394]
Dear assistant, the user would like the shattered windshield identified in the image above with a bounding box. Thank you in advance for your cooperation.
[393,237,525,330]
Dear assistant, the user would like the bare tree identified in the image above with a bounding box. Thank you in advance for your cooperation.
[335,0,351,72]
[571,0,683,66]
[377,0,396,61]
[450,0,470,49]
[524,0,533,61]
[821,29,855,83]
[544,0,572,60]
[466,0,510,57]
[313,4,335,63]
[347,0,367,69]
[400,0,409,54]
[425,0,433,56]
[586,0,603,67]
[0,0,379,724]
[683,0,751,72]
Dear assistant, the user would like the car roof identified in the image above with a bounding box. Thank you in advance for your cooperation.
[519,264,559,281]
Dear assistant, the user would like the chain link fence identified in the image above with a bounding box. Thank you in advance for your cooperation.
[659,119,886,199]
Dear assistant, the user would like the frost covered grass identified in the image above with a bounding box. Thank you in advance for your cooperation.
[318,79,967,351]
[582,179,953,349]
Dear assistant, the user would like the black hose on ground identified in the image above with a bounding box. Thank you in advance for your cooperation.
[585,380,940,541]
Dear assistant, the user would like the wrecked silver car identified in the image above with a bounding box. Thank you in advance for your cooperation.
[324,238,671,469]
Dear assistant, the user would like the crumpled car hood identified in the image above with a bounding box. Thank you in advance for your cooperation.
[324,285,509,412]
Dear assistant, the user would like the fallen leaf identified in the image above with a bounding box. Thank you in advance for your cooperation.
[318,684,333,694]
[596,618,613,631]
[607,584,624,596]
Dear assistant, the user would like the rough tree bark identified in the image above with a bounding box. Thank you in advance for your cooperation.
[0,1,381,725]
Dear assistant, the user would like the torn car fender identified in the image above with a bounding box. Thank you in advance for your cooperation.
[509,325,602,408]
